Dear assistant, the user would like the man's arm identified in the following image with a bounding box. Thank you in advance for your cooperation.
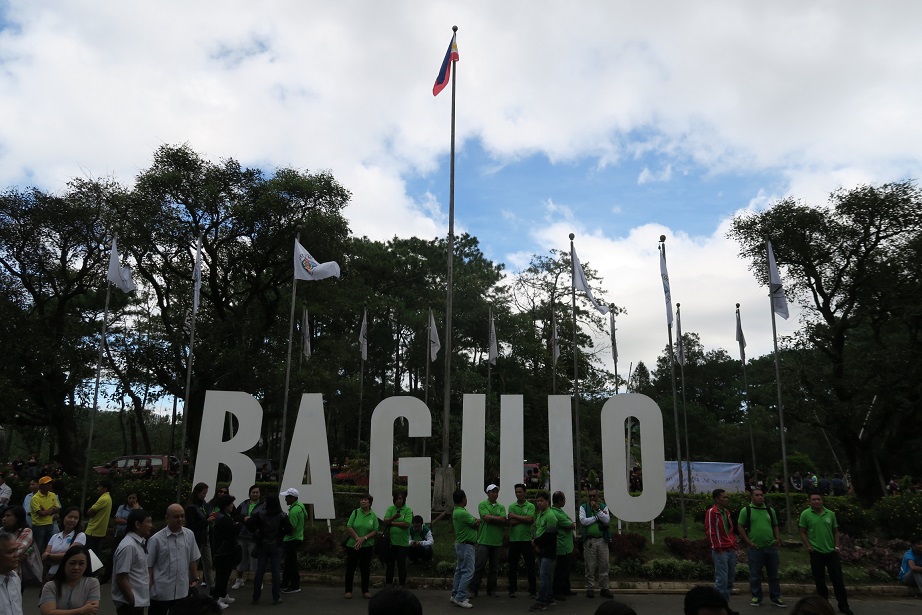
[833,526,840,550]
[799,526,812,551]
[420,529,434,547]
[116,573,135,605]
[909,555,922,573]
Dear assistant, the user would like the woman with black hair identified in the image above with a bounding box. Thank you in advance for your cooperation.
[185,483,212,588]
[246,493,287,606]
[39,545,100,615]
[43,506,87,575]
[1,505,34,580]
[210,494,240,609]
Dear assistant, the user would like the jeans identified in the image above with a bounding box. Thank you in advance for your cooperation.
[470,544,500,595]
[32,524,53,554]
[236,537,258,573]
[902,570,922,593]
[452,543,475,603]
[345,546,373,594]
[253,546,282,602]
[711,549,737,603]
[537,556,555,603]
[281,539,302,590]
[748,546,781,601]
[507,540,537,596]
[385,544,408,587]
[553,552,572,596]
[583,537,610,591]
[809,550,850,610]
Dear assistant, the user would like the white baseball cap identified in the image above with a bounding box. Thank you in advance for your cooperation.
[282,488,299,498]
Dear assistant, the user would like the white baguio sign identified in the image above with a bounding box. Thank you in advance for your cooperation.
[193,391,667,522]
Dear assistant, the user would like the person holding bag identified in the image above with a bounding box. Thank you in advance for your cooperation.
[343,494,378,600]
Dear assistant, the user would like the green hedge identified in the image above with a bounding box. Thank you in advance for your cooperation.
[873,493,922,540]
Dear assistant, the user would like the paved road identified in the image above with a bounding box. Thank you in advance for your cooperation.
[23,585,922,615]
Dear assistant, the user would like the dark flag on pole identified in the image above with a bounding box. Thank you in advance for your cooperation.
[432,32,459,96]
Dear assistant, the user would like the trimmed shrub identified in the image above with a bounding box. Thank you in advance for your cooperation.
[873,492,922,540]
[664,537,711,563]
[610,532,647,563]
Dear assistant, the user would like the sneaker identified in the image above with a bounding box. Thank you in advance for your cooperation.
[529,594,538,600]
[232,579,245,590]
[217,602,229,610]
[770,599,787,608]
[220,596,236,604]
[281,588,301,594]
[751,598,762,607]
[599,589,614,599]
[546,599,556,607]
[528,603,547,612]
[455,599,473,609]
[449,595,457,604]
[271,599,282,606]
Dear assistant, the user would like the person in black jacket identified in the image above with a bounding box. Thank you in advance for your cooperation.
[210,495,241,609]
[185,483,212,588]
[246,493,288,606]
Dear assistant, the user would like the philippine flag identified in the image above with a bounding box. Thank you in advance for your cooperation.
[432,32,459,96]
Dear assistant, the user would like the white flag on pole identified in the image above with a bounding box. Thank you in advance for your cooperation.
[302,308,311,359]
[294,239,341,281]
[192,236,202,316]
[766,240,789,320]
[107,236,135,293]
[429,310,440,362]
[659,244,674,326]
[735,306,746,363]
[676,305,685,366]
[359,309,368,361]
[551,312,560,367]
[571,245,609,315]
[488,310,498,365]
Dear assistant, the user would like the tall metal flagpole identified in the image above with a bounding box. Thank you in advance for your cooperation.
[659,236,687,537]
[610,311,618,394]
[737,304,757,475]
[569,233,583,506]
[486,306,493,426]
[81,279,112,511]
[424,308,432,408]
[177,235,202,501]
[767,239,793,531]
[279,232,301,474]
[440,25,458,471]
[676,303,693,493]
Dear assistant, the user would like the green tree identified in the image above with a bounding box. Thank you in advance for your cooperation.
[728,181,922,503]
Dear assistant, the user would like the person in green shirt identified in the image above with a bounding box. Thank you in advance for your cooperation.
[798,494,852,615]
[383,491,412,589]
[507,483,537,599]
[450,489,479,609]
[550,491,575,601]
[281,488,306,594]
[529,491,556,612]
[344,493,378,599]
[469,484,506,598]
[738,488,785,608]
[579,488,613,599]
[84,480,112,554]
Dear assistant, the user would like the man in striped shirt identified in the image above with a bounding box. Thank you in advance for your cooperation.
[705,489,739,615]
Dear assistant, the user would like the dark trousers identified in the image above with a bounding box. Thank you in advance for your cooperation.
[470,544,500,595]
[809,550,849,609]
[508,540,537,596]
[253,546,282,602]
[116,606,145,615]
[553,552,572,596]
[407,544,433,563]
[385,544,408,586]
[345,546,373,594]
[281,540,302,590]
[211,555,233,600]
[149,600,180,615]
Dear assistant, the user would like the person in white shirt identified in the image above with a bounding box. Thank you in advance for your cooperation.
[22,480,38,528]
[0,532,23,615]
[112,509,152,615]
[42,506,87,574]
[0,473,12,512]
[147,504,201,615]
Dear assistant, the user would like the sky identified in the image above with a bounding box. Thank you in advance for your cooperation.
[3,1,922,383]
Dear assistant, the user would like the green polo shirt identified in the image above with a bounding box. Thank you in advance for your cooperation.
[739,504,778,549]
[453,506,478,544]
[551,506,574,555]
[799,506,838,553]
[346,508,379,548]
[384,504,412,547]
[477,499,506,546]
[508,500,536,542]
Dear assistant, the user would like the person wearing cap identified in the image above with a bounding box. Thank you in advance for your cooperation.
[469,484,506,598]
[30,476,60,554]
[85,480,113,554]
[383,491,413,589]
[280,488,305,594]
[148,504,201,615]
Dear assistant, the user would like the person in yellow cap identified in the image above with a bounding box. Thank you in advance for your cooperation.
[30,477,60,553]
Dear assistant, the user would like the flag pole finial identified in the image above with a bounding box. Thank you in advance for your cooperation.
[452,25,458,32]
[659,234,666,243]
[736,302,740,308]
[569,232,575,240]
[676,302,680,308]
